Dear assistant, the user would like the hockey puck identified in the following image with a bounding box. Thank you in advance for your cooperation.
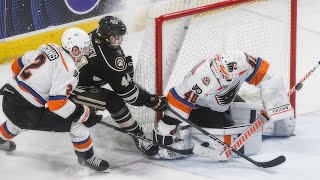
[201,142,209,147]
[295,83,303,91]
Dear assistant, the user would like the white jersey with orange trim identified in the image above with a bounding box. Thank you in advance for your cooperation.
[10,43,79,118]
[165,51,270,120]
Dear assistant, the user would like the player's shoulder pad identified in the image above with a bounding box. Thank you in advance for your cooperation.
[22,50,38,64]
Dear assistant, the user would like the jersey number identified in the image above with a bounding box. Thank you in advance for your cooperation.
[20,54,46,80]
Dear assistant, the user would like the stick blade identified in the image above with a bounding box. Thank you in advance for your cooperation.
[259,155,286,168]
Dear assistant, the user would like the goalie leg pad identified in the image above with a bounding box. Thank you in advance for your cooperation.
[191,125,262,157]
[263,116,295,136]
[229,102,264,126]
[192,143,228,161]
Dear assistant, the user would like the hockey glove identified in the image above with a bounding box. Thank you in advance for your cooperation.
[70,105,103,128]
[145,94,167,112]
[126,56,134,78]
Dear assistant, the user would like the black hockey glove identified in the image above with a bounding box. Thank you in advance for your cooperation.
[69,105,103,128]
[126,56,134,78]
[145,94,167,112]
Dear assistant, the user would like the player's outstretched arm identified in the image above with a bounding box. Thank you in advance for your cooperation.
[145,94,167,112]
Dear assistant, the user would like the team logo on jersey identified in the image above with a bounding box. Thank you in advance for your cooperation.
[192,84,202,94]
[115,57,127,70]
[202,77,210,86]
[215,82,239,105]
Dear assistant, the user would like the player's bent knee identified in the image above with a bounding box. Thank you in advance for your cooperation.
[105,90,126,114]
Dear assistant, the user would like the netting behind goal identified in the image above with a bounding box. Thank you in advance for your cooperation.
[130,0,297,133]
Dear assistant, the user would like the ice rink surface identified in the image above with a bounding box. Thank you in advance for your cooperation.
[1,0,320,179]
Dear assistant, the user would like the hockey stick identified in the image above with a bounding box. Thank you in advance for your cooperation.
[167,107,286,168]
[288,60,320,96]
[98,121,193,155]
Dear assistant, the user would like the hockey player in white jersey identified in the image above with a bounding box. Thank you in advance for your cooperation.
[0,27,109,172]
[153,50,293,159]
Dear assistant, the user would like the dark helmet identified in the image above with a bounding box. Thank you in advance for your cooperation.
[97,16,127,40]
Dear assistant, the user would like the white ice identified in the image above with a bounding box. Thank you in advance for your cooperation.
[1,0,320,179]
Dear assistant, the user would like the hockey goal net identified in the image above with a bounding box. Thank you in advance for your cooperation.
[131,0,297,133]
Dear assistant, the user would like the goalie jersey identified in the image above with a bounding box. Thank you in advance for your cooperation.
[166,50,270,119]
[10,43,79,118]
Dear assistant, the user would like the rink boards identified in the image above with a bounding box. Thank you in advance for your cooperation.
[0,18,100,64]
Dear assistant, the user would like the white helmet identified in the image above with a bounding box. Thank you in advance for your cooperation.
[61,27,90,58]
[210,50,243,87]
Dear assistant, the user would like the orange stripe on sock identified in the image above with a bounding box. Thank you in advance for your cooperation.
[73,138,93,150]
[0,123,14,140]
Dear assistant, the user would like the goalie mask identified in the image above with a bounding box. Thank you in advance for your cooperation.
[61,27,90,62]
[210,51,240,87]
[97,16,127,46]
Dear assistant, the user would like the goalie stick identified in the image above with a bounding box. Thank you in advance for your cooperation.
[288,60,320,96]
[168,107,286,168]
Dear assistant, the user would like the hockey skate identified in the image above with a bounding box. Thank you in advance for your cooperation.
[132,129,159,157]
[0,139,16,152]
[76,149,109,172]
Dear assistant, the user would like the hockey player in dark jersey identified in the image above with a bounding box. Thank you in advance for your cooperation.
[71,16,167,156]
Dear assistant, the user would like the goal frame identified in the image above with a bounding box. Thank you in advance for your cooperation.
[153,0,298,114]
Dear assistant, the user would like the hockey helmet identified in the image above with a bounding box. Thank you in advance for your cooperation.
[97,16,127,40]
[210,50,241,87]
[61,27,90,60]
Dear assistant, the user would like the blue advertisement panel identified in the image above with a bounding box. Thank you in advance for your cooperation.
[0,0,122,39]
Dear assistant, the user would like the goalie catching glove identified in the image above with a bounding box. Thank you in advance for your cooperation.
[145,94,167,112]
[68,105,103,127]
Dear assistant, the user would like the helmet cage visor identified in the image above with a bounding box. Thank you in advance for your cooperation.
[210,54,238,86]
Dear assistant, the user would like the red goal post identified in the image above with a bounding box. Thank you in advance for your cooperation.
[132,0,297,132]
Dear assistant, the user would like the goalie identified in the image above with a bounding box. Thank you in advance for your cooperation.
[153,50,295,160]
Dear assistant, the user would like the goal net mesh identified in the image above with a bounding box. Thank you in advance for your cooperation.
[130,0,294,133]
